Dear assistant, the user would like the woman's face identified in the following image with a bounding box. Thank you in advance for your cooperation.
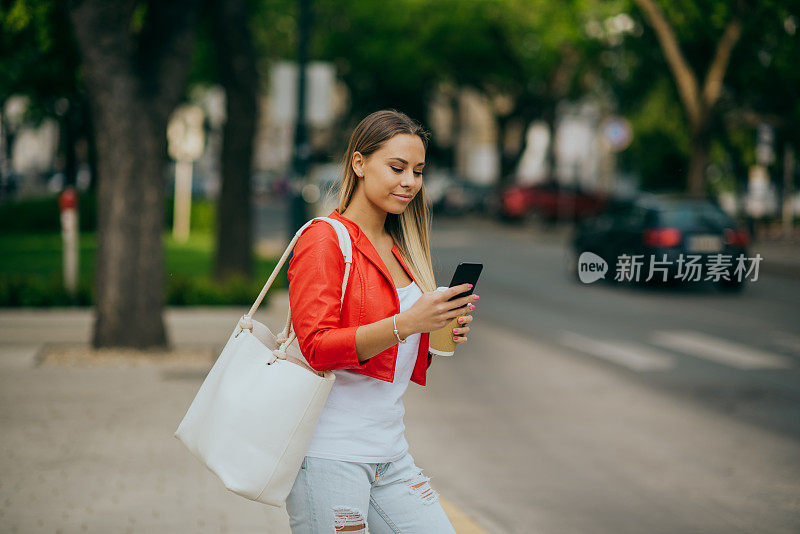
[352,133,425,215]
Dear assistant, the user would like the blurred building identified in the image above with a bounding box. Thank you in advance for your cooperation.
[426,85,615,192]
[454,88,499,185]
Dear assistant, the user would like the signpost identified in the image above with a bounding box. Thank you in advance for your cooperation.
[58,187,79,295]
[167,105,205,243]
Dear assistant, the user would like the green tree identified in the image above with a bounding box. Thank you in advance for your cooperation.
[310,0,610,189]
[206,0,260,282]
[608,0,798,196]
[721,1,799,199]
[631,0,745,197]
[67,0,203,348]
[0,0,89,190]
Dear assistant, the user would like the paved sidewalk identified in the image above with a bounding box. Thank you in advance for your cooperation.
[0,296,488,534]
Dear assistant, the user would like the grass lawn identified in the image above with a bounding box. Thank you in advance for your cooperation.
[0,232,284,306]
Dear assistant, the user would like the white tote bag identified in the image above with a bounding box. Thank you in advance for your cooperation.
[174,217,353,507]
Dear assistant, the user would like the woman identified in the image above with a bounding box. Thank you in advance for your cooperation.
[285,109,479,533]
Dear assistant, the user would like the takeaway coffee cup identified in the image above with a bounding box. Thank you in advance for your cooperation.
[428,286,467,357]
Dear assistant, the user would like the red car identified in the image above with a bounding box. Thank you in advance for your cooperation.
[501,181,608,221]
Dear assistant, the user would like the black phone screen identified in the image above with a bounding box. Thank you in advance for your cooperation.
[447,262,483,301]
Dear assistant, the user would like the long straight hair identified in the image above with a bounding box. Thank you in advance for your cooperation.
[331,109,437,293]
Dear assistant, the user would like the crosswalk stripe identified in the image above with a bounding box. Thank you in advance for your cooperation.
[652,330,794,370]
[771,331,800,356]
[557,331,675,371]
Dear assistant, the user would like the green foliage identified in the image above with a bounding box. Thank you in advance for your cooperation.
[0,273,93,306]
[0,231,285,307]
[620,78,691,190]
[0,232,95,279]
[0,270,284,308]
[129,2,149,35]
[723,0,800,147]
[0,192,97,233]
[166,272,269,306]
[163,197,217,235]
[0,0,80,112]
[0,193,216,234]
[4,0,799,201]
[707,140,739,194]
[612,0,800,191]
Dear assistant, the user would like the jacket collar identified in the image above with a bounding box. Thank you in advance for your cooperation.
[329,209,416,290]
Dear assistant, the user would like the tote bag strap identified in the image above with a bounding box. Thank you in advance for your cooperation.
[235,217,353,354]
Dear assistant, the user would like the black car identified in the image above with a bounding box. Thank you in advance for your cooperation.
[569,195,752,291]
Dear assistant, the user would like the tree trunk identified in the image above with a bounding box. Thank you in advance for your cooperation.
[57,100,78,188]
[543,103,558,183]
[687,125,710,198]
[496,115,531,186]
[90,99,168,347]
[495,114,512,187]
[68,0,202,348]
[80,92,99,195]
[210,0,258,281]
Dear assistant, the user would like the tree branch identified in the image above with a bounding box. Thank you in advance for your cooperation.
[701,14,743,111]
[632,0,702,127]
[548,44,580,100]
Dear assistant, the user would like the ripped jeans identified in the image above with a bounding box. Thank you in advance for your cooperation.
[285,451,457,533]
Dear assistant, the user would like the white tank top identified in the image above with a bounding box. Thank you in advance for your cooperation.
[304,280,423,463]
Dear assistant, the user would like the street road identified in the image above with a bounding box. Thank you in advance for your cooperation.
[258,200,800,533]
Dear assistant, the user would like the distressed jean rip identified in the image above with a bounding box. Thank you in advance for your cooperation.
[333,506,367,533]
[406,471,439,505]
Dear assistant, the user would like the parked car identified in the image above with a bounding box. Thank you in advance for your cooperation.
[569,194,751,291]
[500,180,607,222]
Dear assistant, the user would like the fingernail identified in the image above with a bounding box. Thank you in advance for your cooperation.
[453,336,459,341]
[473,295,480,300]
[452,328,458,334]
[468,304,475,310]
[458,318,464,324]
[467,284,473,289]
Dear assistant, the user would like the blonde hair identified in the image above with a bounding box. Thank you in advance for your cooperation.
[328,109,436,292]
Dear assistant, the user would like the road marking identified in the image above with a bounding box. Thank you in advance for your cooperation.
[771,331,800,356]
[439,495,490,533]
[557,331,675,371]
[652,330,794,370]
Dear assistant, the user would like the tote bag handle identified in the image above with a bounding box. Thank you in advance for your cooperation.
[235,217,353,354]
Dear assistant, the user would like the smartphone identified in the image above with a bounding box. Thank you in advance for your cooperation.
[446,262,483,301]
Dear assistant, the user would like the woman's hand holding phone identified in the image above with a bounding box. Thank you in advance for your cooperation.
[398,283,477,341]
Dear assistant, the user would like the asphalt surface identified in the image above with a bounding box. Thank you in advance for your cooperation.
[0,201,798,533]
[422,213,800,532]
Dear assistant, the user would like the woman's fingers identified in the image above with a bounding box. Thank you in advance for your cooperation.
[446,283,473,300]
[456,314,473,325]
[452,314,473,342]
[459,294,479,308]
[447,305,470,320]
[444,293,479,310]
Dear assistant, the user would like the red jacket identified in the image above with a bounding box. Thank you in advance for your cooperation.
[287,208,432,386]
